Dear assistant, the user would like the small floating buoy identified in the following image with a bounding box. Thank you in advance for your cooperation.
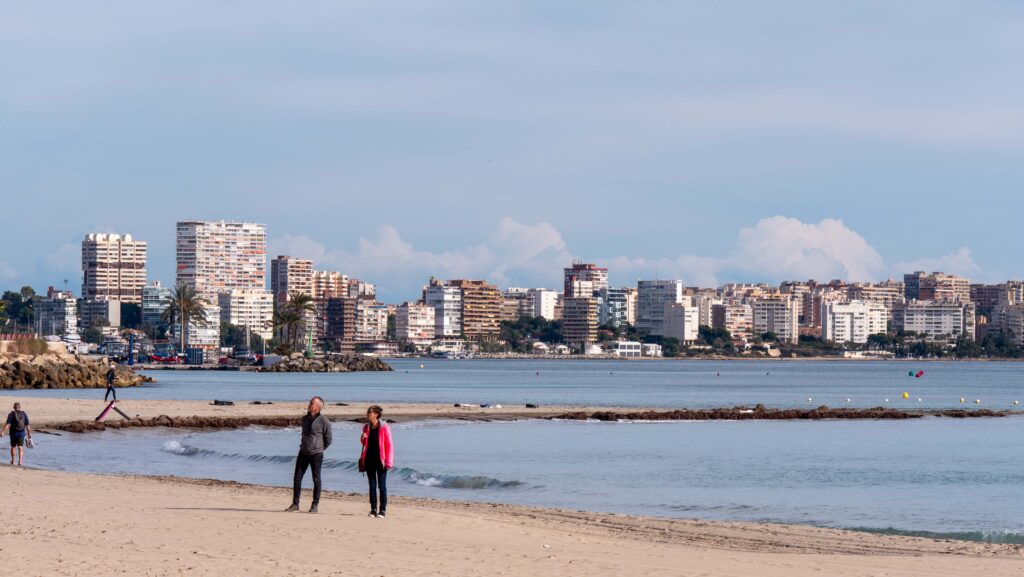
[885,398,889,403]
[902,392,909,399]
[1014,400,1019,405]
[846,398,851,403]
[419,364,424,369]
[917,398,922,402]
[960,397,965,404]
[975,399,981,404]
[807,397,813,402]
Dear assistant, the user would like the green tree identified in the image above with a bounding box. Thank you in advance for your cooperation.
[160,284,209,352]
[81,326,104,344]
[282,291,316,350]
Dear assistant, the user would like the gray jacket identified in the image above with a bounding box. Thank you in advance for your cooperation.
[299,413,333,455]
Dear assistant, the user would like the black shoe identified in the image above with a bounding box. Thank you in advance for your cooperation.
[377,510,386,519]
[309,504,318,513]
[285,504,299,512]
[368,510,377,518]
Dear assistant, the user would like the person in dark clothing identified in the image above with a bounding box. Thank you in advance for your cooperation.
[105,364,118,402]
[1,402,32,466]
[360,405,394,518]
[286,396,332,513]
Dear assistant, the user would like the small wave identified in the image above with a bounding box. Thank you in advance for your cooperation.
[846,526,1024,544]
[159,443,524,490]
[160,441,216,457]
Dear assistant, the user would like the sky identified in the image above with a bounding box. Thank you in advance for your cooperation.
[2,1,1023,303]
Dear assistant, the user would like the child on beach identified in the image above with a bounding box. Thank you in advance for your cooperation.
[360,405,394,518]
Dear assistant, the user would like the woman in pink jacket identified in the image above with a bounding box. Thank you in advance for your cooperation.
[360,405,394,518]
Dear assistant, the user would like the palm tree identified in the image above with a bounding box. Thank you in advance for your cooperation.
[284,291,317,350]
[161,284,209,352]
[272,309,301,352]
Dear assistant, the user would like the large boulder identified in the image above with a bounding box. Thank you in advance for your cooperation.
[0,354,153,390]
[259,354,391,373]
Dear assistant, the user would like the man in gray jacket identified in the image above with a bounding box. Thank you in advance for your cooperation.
[286,396,332,513]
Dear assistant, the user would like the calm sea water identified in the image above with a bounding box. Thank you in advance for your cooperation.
[4,358,1024,409]
[30,416,1024,542]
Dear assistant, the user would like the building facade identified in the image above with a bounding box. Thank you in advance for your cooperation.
[269,256,313,305]
[663,302,699,344]
[80,298,122,331]
[141,280,172,333]
[35,288,78,337]
[218,289,274,340]
[752,297,799,344]
[528,288,560,321]
[599,287,637,328]
[636,280,684,335]
[711,303,754,342]
[424,279,463,338]
[324,297,357,353]
[892,300,976,341]
[395,302,436,348]
[450,280,502,340]
[821,300,888,344]
[563,262,608,296]
[175,220,267,305]
[81,233,147,304]
[562,296,598,347]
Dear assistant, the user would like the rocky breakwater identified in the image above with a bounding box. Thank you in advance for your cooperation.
[0,354,152,390]
[258,353,392,373]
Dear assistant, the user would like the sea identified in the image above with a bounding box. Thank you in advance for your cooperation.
[7,358,1024,543]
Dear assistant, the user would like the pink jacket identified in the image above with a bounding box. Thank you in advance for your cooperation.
[359,422,394,469]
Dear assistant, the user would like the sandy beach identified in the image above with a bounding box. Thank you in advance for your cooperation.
[0,467,1020,577]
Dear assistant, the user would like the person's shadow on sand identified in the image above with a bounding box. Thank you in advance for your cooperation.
[162,507,355,515]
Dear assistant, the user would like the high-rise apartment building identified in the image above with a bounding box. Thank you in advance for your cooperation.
[636,280,684,335]
[176,220,266,305]
[847,280,904,311]
[598,287,637,328]
[563,262,608,296]
[663,302,699,344]
[141,281,173,332]
[450,280,502,340]
[562,296,598,347]
[81,233,147,304]
[35,287,77,337]
[904,271,970,302]
[324,297,357,353]
[270,256,313,305]
[753,297,800,344]
[355,300,389,343]
[424,279,463,338]
[311,270,348,301]
[395,302,436,348]
[892,300,976,341]
[711,303,753,342]
[821,300,888,344]
[218,289,274,340]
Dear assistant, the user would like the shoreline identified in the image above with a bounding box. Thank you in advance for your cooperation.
[4,397,1016,432]
[3,467,1021,577]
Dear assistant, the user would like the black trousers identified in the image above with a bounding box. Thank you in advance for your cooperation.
[367,466,388,513]
[292,452,324,506]
[104,385,117,402]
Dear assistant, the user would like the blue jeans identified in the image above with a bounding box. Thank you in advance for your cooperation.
[367,467,387,513]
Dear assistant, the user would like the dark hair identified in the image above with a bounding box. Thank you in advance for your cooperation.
[13,402,21,410]
[367,405,383,417]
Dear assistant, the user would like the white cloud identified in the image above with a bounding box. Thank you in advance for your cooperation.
[269,216,983,301]
[891,247,981,279]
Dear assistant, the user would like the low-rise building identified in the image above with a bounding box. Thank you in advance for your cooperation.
[607,340,642,358]
[80,298,122,331]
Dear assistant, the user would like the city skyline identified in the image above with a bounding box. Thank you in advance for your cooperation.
[4,3,1024,301]
[2,215,1002,304]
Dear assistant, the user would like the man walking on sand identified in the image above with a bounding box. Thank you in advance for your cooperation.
[286,396,332,513]
[105,364,118,402]
[1,402,32,466]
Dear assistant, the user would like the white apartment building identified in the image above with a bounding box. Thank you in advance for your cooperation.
[176,220,267,305]
[753,297,800,344]
[141,281,172,331]
[424,280,463,337]
[35,289,78,337]
[396,302,436,348]
[607,340,642,357]
[355,300,389,343]
[693,294,724,327]
[528,288,560,320]
[172,304,221,350]
[663,302,700,344]
[81,233,148,304]
[988,304,1024,346]
[218,289,274,340]
[636,280,684,335]
[598,287,637,328]
[892,300,976,342]
[822,300,888,344]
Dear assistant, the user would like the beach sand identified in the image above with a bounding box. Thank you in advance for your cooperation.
[0,396,627,428]
[1,467,1021,577]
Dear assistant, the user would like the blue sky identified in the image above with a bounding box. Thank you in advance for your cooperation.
[2,1,1022,302]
